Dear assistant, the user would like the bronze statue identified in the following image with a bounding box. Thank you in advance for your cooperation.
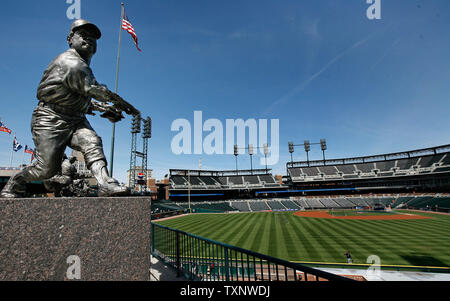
[0,19,139,198]
[43,155,78,194]
[43,155,96,197]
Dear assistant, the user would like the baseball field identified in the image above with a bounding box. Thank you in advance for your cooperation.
[154,210,450,269]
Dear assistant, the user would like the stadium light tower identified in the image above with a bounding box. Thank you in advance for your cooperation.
[142,117,152,139]
[321,139,327,164]
[304,140,311,167]
[248,144,254,175]
[141,117,152,192]
[288,142,294,164]
[234,145,239,175]
[188,170,191,214]
[129,113,141,189]
[263,144,269,173]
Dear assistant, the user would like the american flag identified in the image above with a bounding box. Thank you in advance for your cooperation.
[25,145,35,155]
[0,120,12,134]
[122,11,142,52]
[31,150,37,163]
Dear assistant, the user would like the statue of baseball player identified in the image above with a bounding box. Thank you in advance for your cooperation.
[1,19,139,198]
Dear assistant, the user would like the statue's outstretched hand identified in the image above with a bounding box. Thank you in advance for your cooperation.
[90,100,125,123]
[89,85,140,117]
[101,107,125,123]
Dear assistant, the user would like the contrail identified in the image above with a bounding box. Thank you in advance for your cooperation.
[261,34,375,117]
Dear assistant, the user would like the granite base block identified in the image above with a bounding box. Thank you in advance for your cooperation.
[0,197,151,281]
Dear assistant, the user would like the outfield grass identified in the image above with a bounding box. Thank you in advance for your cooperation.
[155,210,450,268]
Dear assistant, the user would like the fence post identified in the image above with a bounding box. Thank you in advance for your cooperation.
[176,231,181,278]
[224,247,230,281]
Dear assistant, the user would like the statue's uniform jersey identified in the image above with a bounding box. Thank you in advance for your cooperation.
[37,49,98,115]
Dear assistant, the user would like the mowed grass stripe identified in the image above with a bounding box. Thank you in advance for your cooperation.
[388,215,450,234]
[285,213,321,261]
[283,213,311,260]
[276,213,304,260]
[238,213,274,252]
[302,218,345,263]
[259,213,275,256]
[231,213,265,247]
[308,218,367,263]
[268,213,290,259]
[335,219,392,263]
[386,219,450,266]
[246,213,271,253]
[348,220,419,265]
[187,214,244,237]
[156,215,193,228]
[157,214,209,231]
[201,213,253,241]
[246,213,274,256]
[267,214,279,258]
[168,213,241,237]
[220,213,259,246]
[328,219,381,264]
[323,219,420,265]
[367,219,450,256]
[305,219,378,264]
[383,219,450,245]
[382,218,450,236]
[292,216,327,262]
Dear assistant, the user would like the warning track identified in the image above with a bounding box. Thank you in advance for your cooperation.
[294,211,432,220]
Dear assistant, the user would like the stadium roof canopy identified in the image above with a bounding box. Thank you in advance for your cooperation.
[287,144,450,168]
[170,169,273,177]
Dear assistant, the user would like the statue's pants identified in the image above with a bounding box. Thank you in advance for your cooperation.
[15,105,106,184]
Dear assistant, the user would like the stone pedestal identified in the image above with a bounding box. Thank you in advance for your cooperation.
[0,197,151,281]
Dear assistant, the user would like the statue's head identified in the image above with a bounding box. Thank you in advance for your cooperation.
[67,19,102,61]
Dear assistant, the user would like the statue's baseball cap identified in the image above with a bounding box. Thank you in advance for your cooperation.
[68,19,102,40]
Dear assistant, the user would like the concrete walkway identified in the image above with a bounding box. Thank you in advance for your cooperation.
[318,267,450,281]
[150,256,187,281]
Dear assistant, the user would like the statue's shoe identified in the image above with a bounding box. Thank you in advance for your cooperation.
[98,179,130,197]
[0,190,22,198]
[0,177,26,198]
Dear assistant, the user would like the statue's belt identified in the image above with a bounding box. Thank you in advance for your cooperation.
[38,102,85,117]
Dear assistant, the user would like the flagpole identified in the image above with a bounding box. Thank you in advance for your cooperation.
[109,2,125,177]
[21,147,25,166]
[9,133,14,168]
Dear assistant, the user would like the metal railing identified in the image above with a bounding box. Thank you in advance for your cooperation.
[151,223,354,282]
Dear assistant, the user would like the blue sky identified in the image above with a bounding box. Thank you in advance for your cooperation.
[1,0,450,183]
